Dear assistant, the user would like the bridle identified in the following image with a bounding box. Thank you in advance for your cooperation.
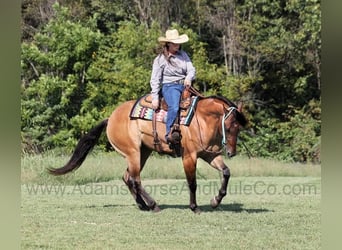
[221,106,237,147]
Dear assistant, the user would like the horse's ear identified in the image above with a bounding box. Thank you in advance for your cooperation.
[237,101,243,112]
[236,101,248,127]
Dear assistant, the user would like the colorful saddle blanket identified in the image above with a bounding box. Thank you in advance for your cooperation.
[129,94,199,126]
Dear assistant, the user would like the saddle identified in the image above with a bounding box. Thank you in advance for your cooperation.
[139,87,192,116]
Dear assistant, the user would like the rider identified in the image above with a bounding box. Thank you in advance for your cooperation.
[150,29,196,144]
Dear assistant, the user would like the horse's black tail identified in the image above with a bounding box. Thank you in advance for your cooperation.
[48,119,108,176]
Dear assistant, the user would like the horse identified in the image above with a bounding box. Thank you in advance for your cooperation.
[48,94,247,213]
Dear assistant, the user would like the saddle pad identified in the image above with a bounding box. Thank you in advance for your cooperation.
[129,95,199,126]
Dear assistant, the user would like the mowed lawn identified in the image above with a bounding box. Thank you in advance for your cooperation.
[21,178,320,249]
[21,153,321,249]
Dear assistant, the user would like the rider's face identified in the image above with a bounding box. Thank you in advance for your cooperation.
[168,42,180,54]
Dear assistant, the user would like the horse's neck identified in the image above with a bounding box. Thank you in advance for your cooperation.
[197,99,224,118]
[192,100,225,150]
[196,99,224,133]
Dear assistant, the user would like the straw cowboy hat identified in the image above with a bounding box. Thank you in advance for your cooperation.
[158,29,189,44]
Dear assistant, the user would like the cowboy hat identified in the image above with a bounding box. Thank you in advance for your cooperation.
[158,29,189,44]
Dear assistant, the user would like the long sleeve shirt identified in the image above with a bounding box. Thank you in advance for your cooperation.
[150,50,196,100]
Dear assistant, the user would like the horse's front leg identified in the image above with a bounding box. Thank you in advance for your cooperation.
[182,152,200,213]
[208,155,230,209]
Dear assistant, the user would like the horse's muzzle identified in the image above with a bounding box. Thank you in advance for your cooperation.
[226,150,236,158]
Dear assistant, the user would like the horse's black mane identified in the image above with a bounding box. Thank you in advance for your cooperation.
[205,95,237,108]
[203,95,248,127]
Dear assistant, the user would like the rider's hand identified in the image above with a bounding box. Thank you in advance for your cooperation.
[184,79,192,88]
[152,99,159,110]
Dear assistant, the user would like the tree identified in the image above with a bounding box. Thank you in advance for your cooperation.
[21,0,321,162]
[21,3,104,152]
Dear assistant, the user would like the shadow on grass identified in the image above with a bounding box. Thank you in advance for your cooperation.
[159,203,273,213]
[101,203,273,213]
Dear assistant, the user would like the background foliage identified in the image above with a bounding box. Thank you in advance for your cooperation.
[21,0,321,163]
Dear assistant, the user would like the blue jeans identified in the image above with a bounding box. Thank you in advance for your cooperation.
[162,83,184,137]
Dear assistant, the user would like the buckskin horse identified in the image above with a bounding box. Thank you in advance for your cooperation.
[49,92,247,213]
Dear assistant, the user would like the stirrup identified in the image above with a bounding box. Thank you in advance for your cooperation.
[166,131,181,143]
[166,132,182,156]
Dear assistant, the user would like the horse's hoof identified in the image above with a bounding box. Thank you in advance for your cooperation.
[193,207,201,214]
[137,204,150,211]
[190,205,201,214]
[210,197,219,209]
[152,206,161,213]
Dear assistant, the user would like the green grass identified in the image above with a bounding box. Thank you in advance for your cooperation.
[21,152,321,249]
[22,178,320,249]
[21,151,321,185]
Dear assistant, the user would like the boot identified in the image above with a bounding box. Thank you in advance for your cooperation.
[166,130,180,145]
[166,131,182,156]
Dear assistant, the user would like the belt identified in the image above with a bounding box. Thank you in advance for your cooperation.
[163,79,184,85]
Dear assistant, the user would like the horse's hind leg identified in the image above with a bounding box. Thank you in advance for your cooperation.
[122,170,160,212]
[137,181,161,212]
[122,171,149,210]
[122,146,160,212]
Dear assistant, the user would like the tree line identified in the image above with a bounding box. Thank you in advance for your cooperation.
[21,0,321,162]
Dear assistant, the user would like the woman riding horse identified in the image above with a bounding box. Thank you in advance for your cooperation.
[150,29,196,145]
[49,94,247,213]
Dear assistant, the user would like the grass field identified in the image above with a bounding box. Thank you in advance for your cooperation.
[21,152,321,249]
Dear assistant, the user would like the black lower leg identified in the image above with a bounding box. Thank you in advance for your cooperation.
[138,186,160,212]
[123,175,150,211]
[188,181,199,212]
[211,166,230,208]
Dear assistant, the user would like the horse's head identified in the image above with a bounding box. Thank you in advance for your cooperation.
[222,102,247,158]
[195,96,247,157]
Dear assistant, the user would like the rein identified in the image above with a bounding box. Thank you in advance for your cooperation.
[188,86,205,98]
